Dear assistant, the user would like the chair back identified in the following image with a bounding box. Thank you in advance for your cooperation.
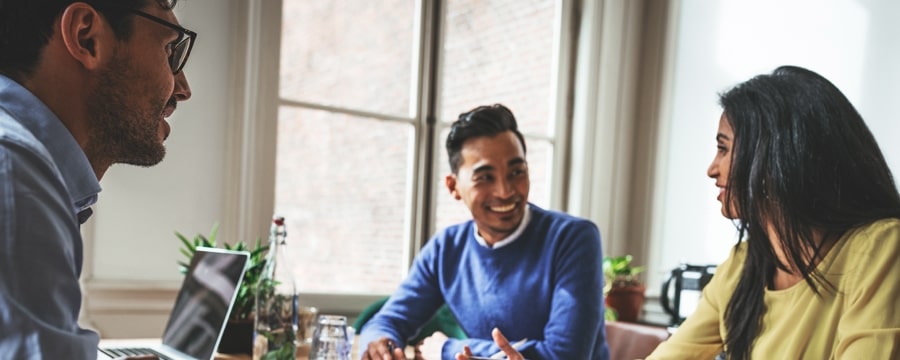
[605,321,670,360]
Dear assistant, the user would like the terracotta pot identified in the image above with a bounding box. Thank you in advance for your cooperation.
[217,319,254,355]
[605,284,646,322]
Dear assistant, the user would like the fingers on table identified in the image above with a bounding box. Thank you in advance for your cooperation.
[364,338,397,360]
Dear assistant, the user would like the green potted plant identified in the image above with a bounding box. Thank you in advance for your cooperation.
[176,224,269,355]
[603,255,646,322]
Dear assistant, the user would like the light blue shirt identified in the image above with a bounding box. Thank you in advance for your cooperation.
[0,74,101,359]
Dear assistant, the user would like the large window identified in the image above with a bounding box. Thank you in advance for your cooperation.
[273,0,566,296]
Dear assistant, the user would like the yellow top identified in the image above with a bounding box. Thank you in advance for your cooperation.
[647,218,900,359]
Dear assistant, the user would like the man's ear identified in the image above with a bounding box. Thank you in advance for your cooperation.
[59,3,112,71]
[445,174,461,200]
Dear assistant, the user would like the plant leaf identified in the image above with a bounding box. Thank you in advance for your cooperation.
[176,231,195,252]
[208,223,219,244]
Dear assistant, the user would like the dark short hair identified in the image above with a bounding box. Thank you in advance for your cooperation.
[445,103,526,173]
[0,0,177,78]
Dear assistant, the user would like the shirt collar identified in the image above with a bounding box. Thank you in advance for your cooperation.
[0,75,101,211]
[474,203,532,249]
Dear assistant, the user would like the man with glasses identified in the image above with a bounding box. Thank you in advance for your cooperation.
[0,0,193,358]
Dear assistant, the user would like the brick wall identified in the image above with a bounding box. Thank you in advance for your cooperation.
[275,0,556,294]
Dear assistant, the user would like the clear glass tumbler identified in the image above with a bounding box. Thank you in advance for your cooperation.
[309,315,351,360]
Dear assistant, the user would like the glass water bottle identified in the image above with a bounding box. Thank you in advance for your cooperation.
[253,216,298,360]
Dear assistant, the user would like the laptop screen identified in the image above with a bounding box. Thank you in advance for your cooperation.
[160,247,249,359]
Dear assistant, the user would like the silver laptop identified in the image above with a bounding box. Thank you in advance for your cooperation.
[98,247,250,360]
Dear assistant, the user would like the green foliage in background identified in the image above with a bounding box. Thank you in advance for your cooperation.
[603,255,645,290]
[602,255,645,322]
[176,223,269,321]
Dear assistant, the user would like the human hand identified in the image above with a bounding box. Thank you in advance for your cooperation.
[454,328,524,360]
[362,336,405,360]
[414,331,448,360]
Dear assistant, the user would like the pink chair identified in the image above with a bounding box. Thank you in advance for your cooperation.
[605,321,670,360]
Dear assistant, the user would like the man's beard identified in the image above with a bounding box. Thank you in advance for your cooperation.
[86,56,167,167]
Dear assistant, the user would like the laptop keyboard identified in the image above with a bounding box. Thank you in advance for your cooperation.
[98,347,174,360]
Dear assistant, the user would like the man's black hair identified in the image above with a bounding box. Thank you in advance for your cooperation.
[445,103,526,173]
[0,0,177,78]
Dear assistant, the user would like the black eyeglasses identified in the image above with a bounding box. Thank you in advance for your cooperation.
[127,9,196,74]
[102,7,196,74]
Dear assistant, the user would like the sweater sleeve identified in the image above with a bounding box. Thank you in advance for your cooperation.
[645,245,746,359]
[357,235,445,356]
[834,219,900,359]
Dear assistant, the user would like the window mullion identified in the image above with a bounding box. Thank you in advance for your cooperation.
[409,0,444,266]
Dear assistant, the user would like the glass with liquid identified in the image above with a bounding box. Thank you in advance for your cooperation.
[309,315,352,360]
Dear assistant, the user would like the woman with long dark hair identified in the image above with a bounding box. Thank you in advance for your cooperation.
[648,65,900,359]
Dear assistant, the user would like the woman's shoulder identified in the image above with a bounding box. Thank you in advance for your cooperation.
[688,241,747,300]
[842,218,900,253]
[722,241,749,267]
[828,218,900,286]
[854,217,900,233]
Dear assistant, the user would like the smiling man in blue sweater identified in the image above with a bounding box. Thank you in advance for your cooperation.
[359,104,610,360]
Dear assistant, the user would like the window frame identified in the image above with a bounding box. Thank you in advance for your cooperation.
[222,0,671,316]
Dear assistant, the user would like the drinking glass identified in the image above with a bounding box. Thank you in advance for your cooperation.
[309,315,351,360]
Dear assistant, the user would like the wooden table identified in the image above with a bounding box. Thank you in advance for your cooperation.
[214,337,418,360]
[214,343,310,360]
[214,338,358,360]
[101,336,405,359]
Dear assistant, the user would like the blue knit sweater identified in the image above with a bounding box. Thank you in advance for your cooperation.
[359,204,610,360]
